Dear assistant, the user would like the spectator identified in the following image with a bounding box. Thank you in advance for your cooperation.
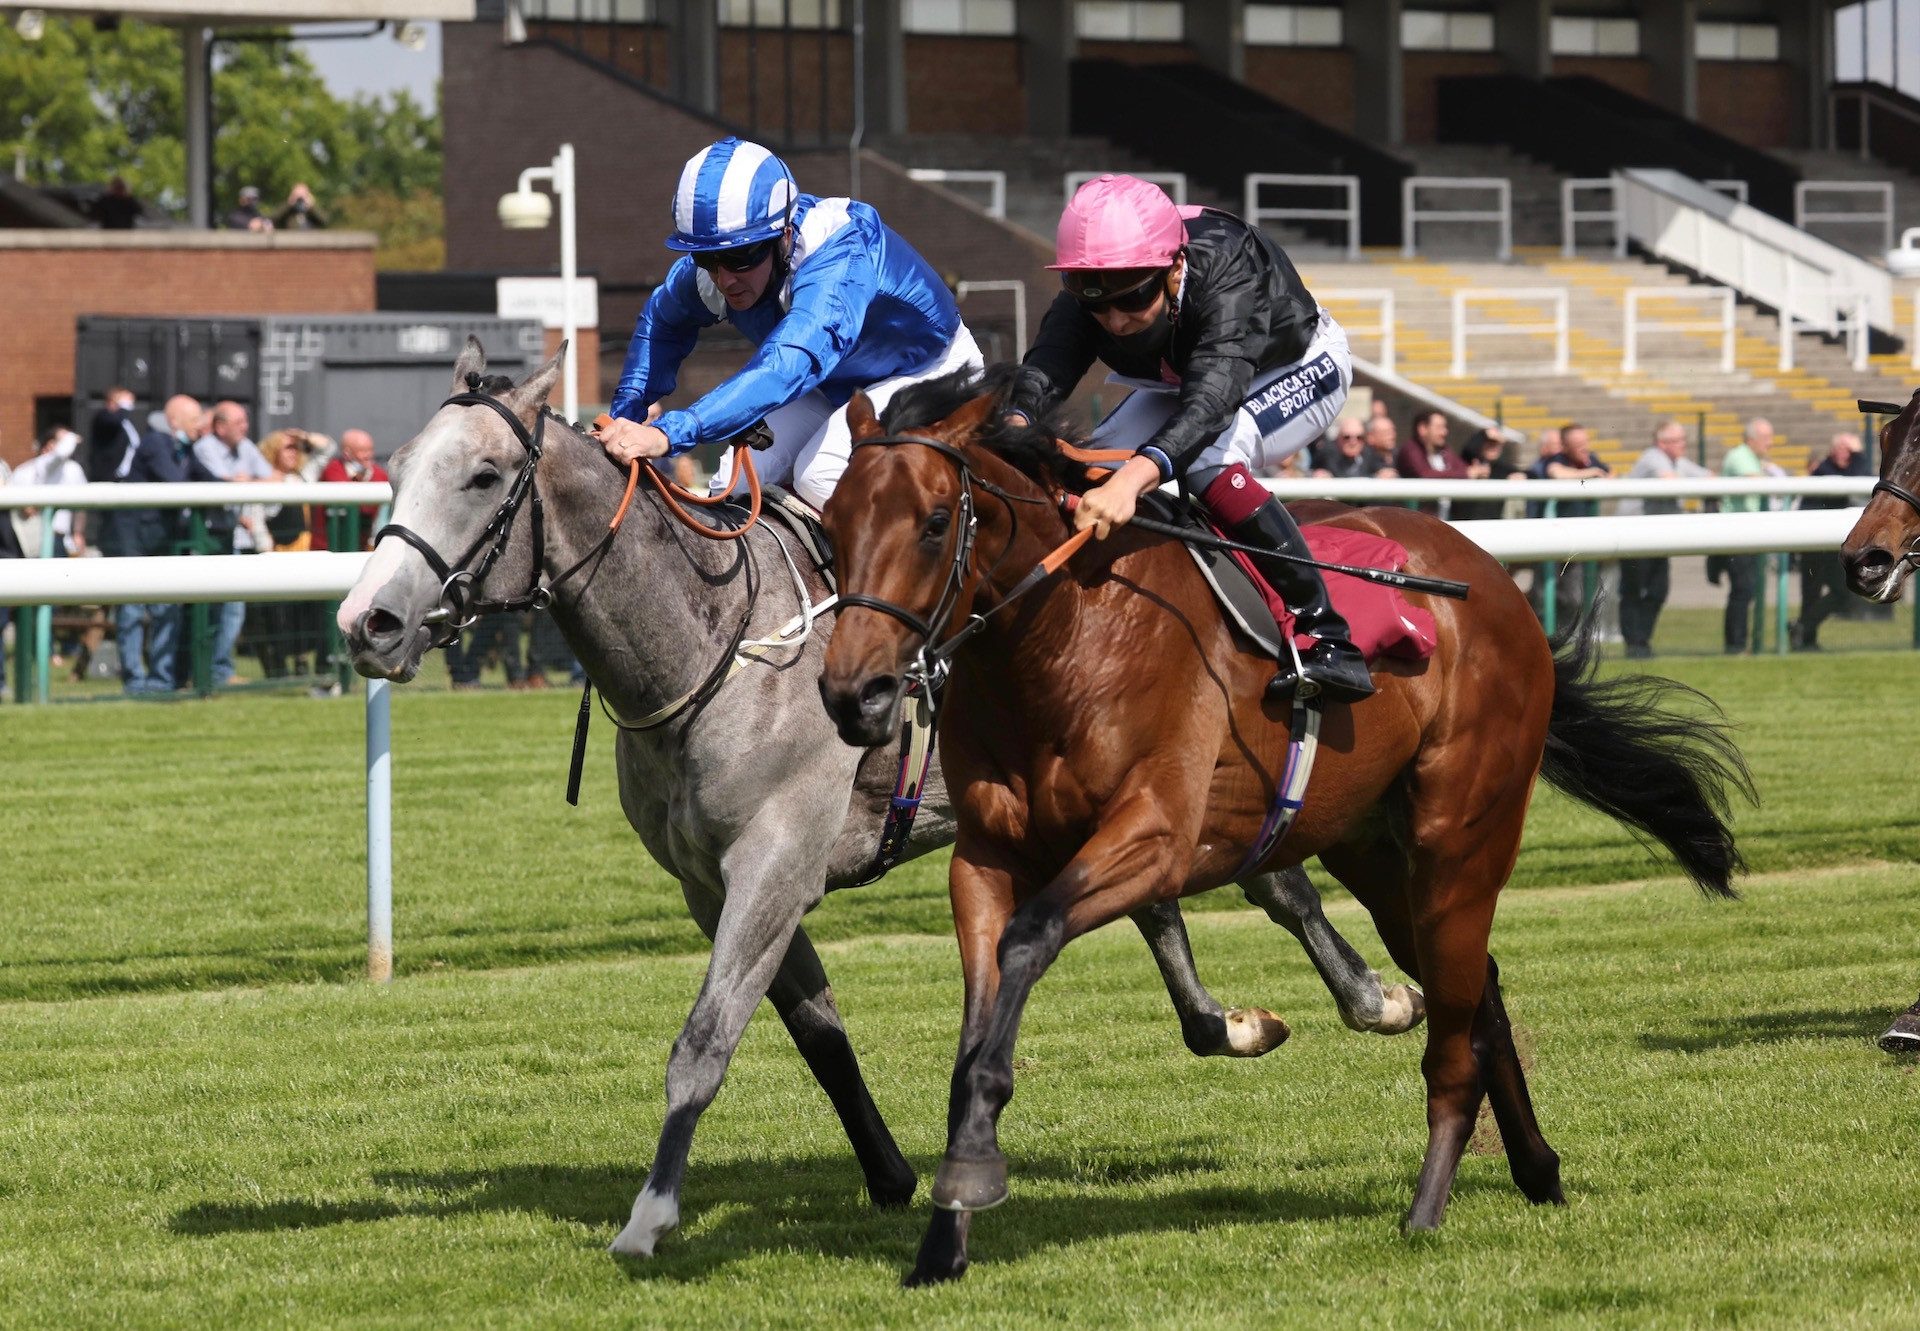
[8,426,89,556]
[1793,431,1871,652]
[87,386,143,481]
[1393,410,1470,516]
[1526,423,1609,626]
[1312,419,1380,479]
[1717,418,1775,653]
[1451,428,1525,522]
[274,182,329,231]
[448,615,530,691]
[225,185,272,232]
[98,395,198,694]
[1362,416,1401,479]
[254,431,333,678]
[88,176,141,230]
[192,402,276,685]
[1616,420,1711,659]
[311,428,388,550]
[0,435,17,697]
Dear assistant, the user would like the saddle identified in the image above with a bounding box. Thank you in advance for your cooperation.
[1145,493,1437,665]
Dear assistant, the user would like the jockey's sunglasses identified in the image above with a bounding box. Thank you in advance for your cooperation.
[1066,267,1168,315]
[694,237,779,274]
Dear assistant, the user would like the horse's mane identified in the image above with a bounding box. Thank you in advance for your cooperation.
[880,363,1099,494]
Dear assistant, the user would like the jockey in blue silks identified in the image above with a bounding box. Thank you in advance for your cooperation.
[594,136,981,509]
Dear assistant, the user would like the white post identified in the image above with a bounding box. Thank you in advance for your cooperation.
[1451,289,1466,378]
[1498,179,1512,263]
[366,677,393,984]
[1622,289,1639,373]
[556,143,579,424]
[1720,286,1735,373]
[1778,264,1795,372]
[1344,177,1360,259]
[1380,289,1395,374]
[1553,289,1568,373]
[1402,176,1416,259]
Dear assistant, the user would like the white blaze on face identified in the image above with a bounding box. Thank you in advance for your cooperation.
[336,411,469,634]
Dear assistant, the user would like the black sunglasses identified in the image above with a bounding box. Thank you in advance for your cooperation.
[694,238,779,274]
[1067,268,1168,315]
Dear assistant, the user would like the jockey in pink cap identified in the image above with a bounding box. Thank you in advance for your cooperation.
[1007,173,1372,703]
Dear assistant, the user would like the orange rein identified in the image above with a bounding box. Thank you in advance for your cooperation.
[595,413,763,541]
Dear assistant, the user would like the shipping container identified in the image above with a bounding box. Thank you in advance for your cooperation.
[73,312,546,464]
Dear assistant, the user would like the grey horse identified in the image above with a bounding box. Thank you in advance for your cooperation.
[337,340,1422,1258]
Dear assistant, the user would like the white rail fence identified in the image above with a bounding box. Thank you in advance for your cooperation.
[906,168,1006,219]
[1404,176,1512,261]
[1070,169,1186,205]
[1317,288,1396,375]
[1561,178,1624,257]
[1706,179,1750,204]
[1793,180,1895,254]
[1778,270,1870,372]
[0,479,1880,985]
[1622,286,1736,374]
[953,279,1029,359]
[1450,288,1569,378]
[1245,173,1361,259]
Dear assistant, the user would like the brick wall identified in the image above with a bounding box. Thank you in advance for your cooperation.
[0,233,375,467]
[525,19,672,91]
[1403,51,1508,142]
[1077,40,1196,64]
[1698,61,1798,148]
[904,34,1025,134]
[1243,45,1357,134]
[1551,55,1654,101]
[718,28,855,139]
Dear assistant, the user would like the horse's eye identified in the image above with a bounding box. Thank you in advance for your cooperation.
[922,509,951,540]
[467,470,500,492]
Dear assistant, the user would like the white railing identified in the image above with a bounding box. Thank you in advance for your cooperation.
[1403,176,1512,261]
[1706,178,1750,204]
[1617,168,1894,337]
[1622,286,1736,374]
[1318,288,1395,375]
[1778,268,1869,371]
[1257,476,1874,503]
[1244,173,1361,259]
[1794,180,1895,254]
[1561,177,1623,257]
[0,481,392,509]
[1450,288,1569,378]
[1068,170,1186,205]
[953,279,1028,358]
[907,168,1006,219]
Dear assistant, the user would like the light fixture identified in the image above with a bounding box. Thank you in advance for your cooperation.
[497,188,553,230]
[15,8,46,41]
[394,20,427,51]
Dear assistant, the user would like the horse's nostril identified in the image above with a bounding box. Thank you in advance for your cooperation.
[1851,547,1894,577]
[364,608,405,645]
[859,675,897,709]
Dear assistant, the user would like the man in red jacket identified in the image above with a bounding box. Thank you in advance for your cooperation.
[1393,410,1470,517]
[310,428,388,550]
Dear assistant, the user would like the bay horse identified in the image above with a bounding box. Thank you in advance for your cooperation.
[818,367,1752,1285]
[337,341,1424,1259]
[1839,389,1920,1053]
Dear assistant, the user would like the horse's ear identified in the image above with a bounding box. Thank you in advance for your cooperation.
[943,390,999,441]
[846,389,883,442]
[505,343,566,425]
[450,337,487,396]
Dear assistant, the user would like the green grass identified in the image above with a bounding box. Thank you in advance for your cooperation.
[2,654,1918,1326]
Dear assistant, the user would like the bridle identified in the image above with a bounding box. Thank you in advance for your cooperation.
[1858,397,1920,561]
[375,386,568,646]
[835,432,1058,693]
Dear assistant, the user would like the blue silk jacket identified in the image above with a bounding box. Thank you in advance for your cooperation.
[610,194,962,453]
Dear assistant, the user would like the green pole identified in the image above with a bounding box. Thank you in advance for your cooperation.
[187,512,216,697]
[1697,410,1708,467]
[12,606,30,703]
[34,517,55,704]
[1752,553,1768,656]
[326,507,352,691]
[1775,552,1790,655]
[1495,397,1504,429]
[1541,498,1559,636]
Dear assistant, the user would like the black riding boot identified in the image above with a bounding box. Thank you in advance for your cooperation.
[1229,498,1376,704]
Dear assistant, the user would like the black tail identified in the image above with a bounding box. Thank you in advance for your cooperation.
[1538,620,1755,898]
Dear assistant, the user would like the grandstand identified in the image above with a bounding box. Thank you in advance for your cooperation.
[436,0,1920,473]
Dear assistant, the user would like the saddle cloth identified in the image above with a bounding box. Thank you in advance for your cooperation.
[1146,495,1439,664]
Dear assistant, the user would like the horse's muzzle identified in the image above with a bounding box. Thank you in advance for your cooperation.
[819,672,902,749]
[344,605,433,681]
[1843,545,1905,602]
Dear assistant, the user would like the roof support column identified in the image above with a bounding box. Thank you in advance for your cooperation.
[1776,0,1830,149]
[860,0,907,137]
[1348,0,1404,145]
[1019,0,1077,138]
[1187,0,1245,82]
[673,0,719,115]
[1493,0,1550,79]
[1645,0,1698,120]
[182,25,211,228]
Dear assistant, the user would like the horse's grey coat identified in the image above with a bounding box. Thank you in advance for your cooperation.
[340,342,1419,1257]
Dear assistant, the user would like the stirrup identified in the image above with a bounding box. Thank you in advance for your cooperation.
[1267,640,1375,704]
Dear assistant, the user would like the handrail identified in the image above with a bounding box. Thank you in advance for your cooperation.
[1622,286,1735,374]
[1068,169,1186,205]
[906,168,1006,219]
[0,481,393,510]
[1561,177,1623,258]
[1450,288,1568,378]
[1318,289,1395,374]
[1403,176,1512,261]
[1246,174,1361,259]
[1794,180,1894,253]
[1257,477,1872,502]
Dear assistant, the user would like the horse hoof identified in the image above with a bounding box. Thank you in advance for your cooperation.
[607,1188,678,1257]
[1377,984,1427,1035]
[903,1256,969,1288]
[931,1154,1008,1212]
[1222,1007,1291,1056]
[1878,1024,1920,1055]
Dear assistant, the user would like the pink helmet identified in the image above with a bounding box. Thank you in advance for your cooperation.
[1049,174,1188,271]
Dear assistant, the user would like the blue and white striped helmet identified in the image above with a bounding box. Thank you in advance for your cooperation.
[667,137,797,252]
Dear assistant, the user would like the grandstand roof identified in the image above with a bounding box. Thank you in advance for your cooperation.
[29,1,473,20]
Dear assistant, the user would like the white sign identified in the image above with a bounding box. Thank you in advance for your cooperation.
[496,276,600,331]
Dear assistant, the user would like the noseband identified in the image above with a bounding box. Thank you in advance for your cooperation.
[375,386,554,646]
[1858,397,1920,552]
